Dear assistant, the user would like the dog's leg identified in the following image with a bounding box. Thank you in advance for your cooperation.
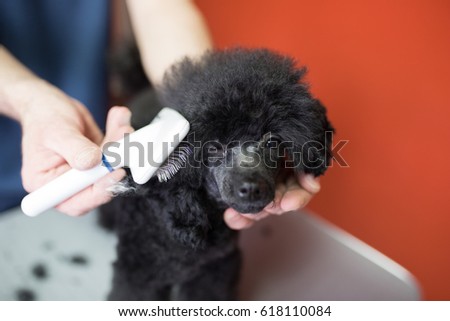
[173,249,241,300]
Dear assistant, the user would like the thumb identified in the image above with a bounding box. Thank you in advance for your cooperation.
[46,128,102,170]
[103,106,133,143]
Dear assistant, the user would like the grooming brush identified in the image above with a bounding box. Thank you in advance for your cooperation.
[21,108,190,217]
[155,144,192,182]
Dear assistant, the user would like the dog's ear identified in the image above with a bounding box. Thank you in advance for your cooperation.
[284,99,334,176]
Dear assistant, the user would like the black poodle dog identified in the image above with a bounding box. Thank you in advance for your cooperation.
[104,48,334,300]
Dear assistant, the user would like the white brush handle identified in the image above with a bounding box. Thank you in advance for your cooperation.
[20,107,189,217]
[21,163,111,217]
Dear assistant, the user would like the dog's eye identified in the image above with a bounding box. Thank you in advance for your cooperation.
[204,142,225,159]
[265,137,280,149]
[210,144,224,153]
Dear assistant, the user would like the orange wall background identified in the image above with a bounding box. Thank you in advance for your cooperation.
[195,0,450,300]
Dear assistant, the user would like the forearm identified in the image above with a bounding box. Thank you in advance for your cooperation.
[126,0,213,85]
[0,46,50,121]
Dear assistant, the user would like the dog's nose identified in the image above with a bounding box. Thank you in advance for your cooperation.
[236,181,267,201]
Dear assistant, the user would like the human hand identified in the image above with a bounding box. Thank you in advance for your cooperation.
[223,172,321,230]
[19,80,133,216]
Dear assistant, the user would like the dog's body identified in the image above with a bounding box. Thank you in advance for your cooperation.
[106,178,239,300]
[105,48,333,300]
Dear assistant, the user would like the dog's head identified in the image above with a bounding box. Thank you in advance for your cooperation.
[159,48,334,213]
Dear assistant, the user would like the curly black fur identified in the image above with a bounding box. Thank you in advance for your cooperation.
[105,48,334,300]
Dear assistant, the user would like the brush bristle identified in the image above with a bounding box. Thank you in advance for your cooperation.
[155,144,192,182]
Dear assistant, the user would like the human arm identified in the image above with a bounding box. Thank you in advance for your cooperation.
[126,0,213,85]
[0,46,132,215]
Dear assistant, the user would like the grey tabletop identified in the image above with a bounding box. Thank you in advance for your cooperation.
[0,207,420,301]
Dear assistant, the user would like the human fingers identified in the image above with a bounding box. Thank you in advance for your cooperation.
[21,126,101,192]
[279,174,316,212]
[103,106,133,144]
[55,168,127,216]
[299,173,321,194]
[43,127,102,170]
[55,108,134,215]
[72,99,104,145]
[223,208,256,230]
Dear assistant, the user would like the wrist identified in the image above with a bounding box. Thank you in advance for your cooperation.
[4,77,62,124]
[0,46,64,123]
